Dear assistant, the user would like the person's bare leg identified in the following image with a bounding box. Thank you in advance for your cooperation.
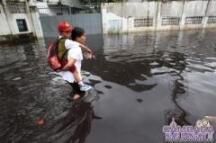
[72,66,92,91]
[73,69,82,84]
[73,94,81,100]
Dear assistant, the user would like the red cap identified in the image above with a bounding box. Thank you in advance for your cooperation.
[58,21,73,33]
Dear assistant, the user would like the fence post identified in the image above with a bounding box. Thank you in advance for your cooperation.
[156,1,162,31]
[203,0,210,28]
[179,0,186,30]
[101,3,107,34]
[1,0,14,35]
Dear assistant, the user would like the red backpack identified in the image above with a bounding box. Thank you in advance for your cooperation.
[47,39,68,71]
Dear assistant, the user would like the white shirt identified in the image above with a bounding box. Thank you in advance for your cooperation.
[57,39,83,83]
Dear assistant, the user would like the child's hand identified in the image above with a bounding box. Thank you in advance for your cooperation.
[84,52,96,60]
[92,54,96,60]
[86,48,92,54]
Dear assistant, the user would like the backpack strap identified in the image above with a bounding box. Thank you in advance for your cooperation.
[56,38,68,62]
[61,48,69,61]
[54,39,60,56]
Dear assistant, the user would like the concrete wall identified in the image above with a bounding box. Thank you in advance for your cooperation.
[104,2,157,18]
[205,0,216,28]
[7,14,33,35]
[0,5,11,35]
[3,1,33,35]
[161,1,183,17]
[0,0,44,39]
[102,1,216,34]
[102,2,158,33]
[180,0,208,29]
[206,0,216,16]
[30,7,44,38]
[157,1,183,30]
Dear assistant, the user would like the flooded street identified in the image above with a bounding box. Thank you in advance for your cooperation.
[1,30,216,143]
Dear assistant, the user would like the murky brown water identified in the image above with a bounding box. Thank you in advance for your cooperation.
[1,30,216,143]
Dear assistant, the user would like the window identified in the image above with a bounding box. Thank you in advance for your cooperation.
[16,19,28,32]
[185,16,203,25]
[162,17,180,26]
[7,2,26,13]
[208,16,216,24]
[134,18,153,27]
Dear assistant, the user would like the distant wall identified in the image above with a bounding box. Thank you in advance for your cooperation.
[40,14,102,37]
[207,0,216,16]
[101,0,216,34]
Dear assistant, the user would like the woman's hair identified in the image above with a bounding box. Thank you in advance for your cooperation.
[71,27,85,41]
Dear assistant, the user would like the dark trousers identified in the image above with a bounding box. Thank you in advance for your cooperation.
[68,82,85,97]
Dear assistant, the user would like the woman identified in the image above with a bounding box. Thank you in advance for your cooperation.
[59,26,94,100]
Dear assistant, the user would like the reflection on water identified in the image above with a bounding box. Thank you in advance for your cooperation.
[34,101,99,143]
[1,30,216,143]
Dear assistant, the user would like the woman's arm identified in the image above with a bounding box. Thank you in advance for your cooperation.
[79,44,92,53]
[79,44,96,59]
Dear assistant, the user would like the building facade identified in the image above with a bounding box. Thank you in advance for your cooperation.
[0,0,43,42]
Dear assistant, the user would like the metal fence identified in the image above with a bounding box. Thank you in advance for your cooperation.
[162,17,180,26]
[185,16,203,25]
[134,18,153,27]
[208,16,216,24]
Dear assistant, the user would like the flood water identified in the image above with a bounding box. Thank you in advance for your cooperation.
[1,30,216,143]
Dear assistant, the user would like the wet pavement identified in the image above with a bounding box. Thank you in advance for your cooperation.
[1,30,216,143]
